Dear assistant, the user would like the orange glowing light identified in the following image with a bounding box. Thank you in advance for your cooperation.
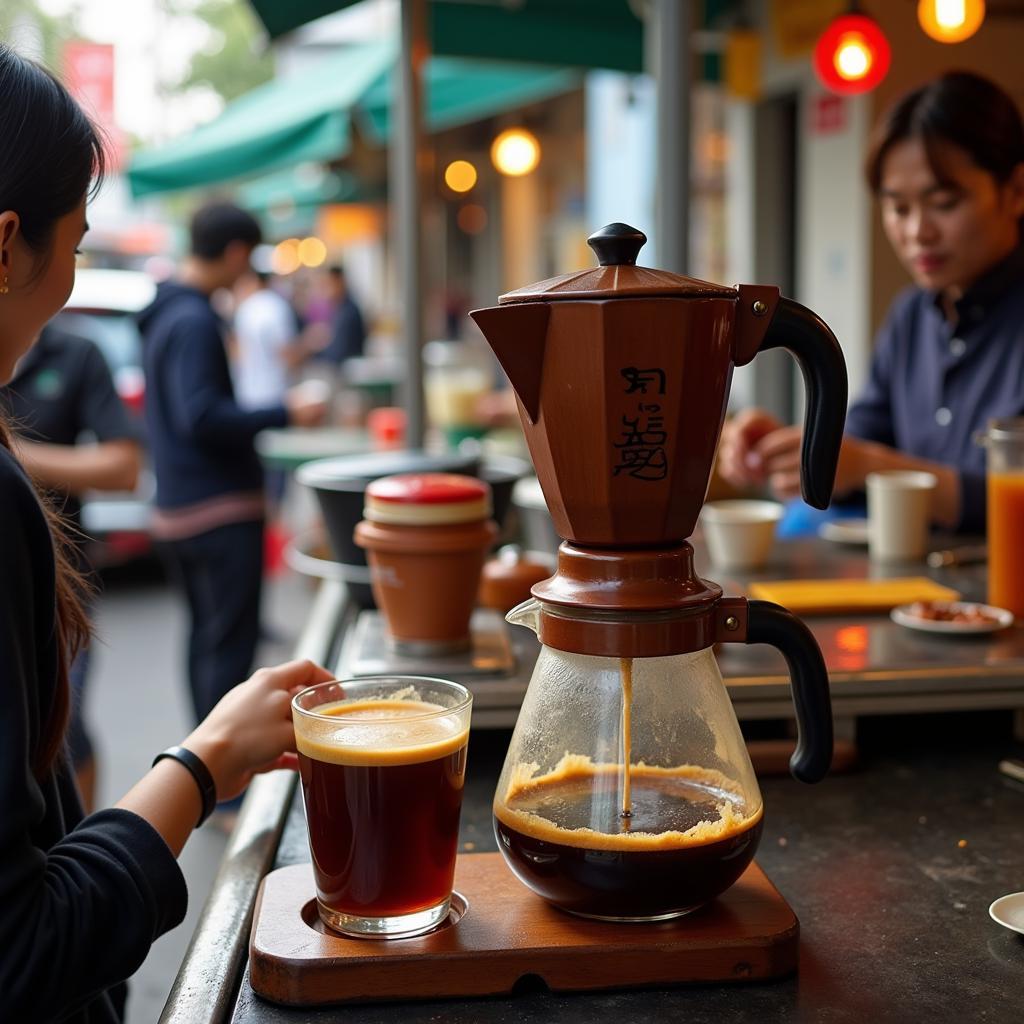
[444,159,478,193]
[918,0,985,43]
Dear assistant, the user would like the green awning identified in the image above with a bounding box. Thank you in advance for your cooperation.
[248,0,644,72]
[357,57,577,143]
[127,40,394,197]
[127,44,579,197]
[237,167,363,212]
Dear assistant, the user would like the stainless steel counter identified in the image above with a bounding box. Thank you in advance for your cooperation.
[161,538,1024,1023]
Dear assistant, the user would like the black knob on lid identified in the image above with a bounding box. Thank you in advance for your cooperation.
[587,223,647,267]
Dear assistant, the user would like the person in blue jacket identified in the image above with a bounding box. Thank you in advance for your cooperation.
[138,202,325,730]
[0,44,333,1022]
[719,72,1024,534]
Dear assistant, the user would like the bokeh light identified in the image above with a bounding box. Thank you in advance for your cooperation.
[271,238,301,275]
[298,236,327,268]
[918,0,985,43]
[457,204,488,234]
[444,159,478,193]
[490,128,541,177]
[813,14,890,95]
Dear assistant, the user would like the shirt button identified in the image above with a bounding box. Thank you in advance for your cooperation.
[935,407,953,426]
[950,338,966,357]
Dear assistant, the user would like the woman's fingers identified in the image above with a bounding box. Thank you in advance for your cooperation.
[264,752,300,773]
[255,658,334,693]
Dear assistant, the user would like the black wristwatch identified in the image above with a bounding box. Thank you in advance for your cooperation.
[152,745,217,829]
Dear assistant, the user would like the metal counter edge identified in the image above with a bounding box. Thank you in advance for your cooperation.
[158,579,350,1024]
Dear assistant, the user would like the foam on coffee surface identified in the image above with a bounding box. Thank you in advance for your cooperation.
[494,752,762,851]
[295,699,468,766]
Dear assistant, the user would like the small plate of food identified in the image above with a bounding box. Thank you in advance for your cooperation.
[890,599,1014,635]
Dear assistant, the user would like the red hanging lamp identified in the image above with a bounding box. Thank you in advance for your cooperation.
[813,9,891,95]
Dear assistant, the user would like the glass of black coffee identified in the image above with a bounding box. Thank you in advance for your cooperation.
[292,677,472,938]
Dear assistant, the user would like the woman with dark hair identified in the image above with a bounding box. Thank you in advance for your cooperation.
[0,44,332,1022]
[719,71,1024,533]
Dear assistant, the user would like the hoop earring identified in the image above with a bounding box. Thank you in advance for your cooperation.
[0,274,8,295]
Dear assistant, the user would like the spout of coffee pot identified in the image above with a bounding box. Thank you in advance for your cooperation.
[469,303,550,424]
[505,597,542,637]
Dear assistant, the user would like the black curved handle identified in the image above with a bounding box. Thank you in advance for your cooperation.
[747,600,833,783]
[759,297,847,510]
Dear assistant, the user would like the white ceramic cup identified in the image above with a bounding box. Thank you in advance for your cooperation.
[700,500,784,571]
[865,471,937,563]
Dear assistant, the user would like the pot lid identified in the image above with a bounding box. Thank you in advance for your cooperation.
[498,222,735,304]
[296,450,477,493]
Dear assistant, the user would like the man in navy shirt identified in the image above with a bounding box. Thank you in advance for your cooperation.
[719,72,1024,534]
[315,263,366,368]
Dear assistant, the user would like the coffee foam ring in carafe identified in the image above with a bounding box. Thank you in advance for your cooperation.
[294,698,468,767]
[494,753,762,852]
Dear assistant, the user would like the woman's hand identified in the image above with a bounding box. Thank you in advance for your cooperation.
[183,659,334,802]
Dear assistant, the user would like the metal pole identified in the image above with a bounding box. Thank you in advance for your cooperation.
[647,0,692,274]
[391,0,428,448]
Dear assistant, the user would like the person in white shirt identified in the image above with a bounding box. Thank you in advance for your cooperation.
[232,270,299,410]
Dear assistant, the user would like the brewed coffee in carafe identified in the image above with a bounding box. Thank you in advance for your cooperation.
[493,636,763,920]
[472,223,847,920]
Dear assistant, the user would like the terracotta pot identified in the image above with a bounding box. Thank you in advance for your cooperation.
[354,474,498,653]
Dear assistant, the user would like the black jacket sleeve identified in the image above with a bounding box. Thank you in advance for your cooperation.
[0,454,187,1020]
[163,310,288,448]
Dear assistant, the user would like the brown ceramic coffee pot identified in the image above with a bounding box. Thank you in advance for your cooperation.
[470,223,848,921]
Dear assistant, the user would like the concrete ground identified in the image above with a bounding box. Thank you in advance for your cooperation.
[87,558,315,1023]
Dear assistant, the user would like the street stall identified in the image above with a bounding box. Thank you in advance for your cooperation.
[157,214,1024,1021]
[159,530,1024,1024]
[137,5,1024,1022]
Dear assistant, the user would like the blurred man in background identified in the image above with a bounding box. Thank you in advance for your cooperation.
[315,263,366,369]
[138,202,326,764]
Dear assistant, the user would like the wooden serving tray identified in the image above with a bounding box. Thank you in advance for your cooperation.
[249,854,798,1006]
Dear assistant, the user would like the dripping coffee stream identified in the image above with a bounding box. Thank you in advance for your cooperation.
[620,657,632,823]
[473,222,845,920]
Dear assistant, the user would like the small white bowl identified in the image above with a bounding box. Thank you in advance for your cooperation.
[700,500,784,572]
[989,891,1024,935]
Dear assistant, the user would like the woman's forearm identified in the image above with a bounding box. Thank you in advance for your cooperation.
[114,759,204,858]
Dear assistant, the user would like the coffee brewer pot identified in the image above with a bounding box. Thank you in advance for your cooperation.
[471,224,848,921]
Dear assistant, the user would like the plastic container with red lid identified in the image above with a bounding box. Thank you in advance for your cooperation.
[364,474,492,525]
[355,473,497,653]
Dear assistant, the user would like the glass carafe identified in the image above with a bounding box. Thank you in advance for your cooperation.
[493,600,763,922]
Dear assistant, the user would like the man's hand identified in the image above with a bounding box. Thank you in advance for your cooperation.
[285,382,329,428]
[717,408,784,488]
